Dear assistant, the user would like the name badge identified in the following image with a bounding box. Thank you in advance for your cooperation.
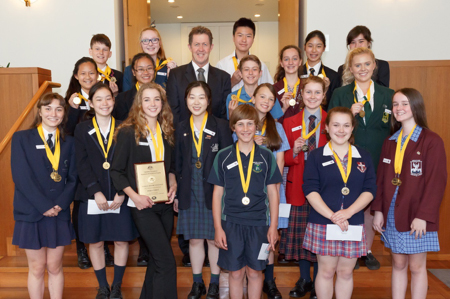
[88,128,96,135]
[36,144,45,149]
[383,158,391,164]
[139,142,149,146]
[277,89,285,95]
[204,128,216,136]
[384,109,392,114]
[292,125,302,132]
[80,106,90,110]
[227,161,238,169]
[157,72,167,76]
[322,160,335,167]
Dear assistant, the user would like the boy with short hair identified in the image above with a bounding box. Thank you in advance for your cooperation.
[216,17,273,92]
[89,33,123,96]
[208,104,282,299]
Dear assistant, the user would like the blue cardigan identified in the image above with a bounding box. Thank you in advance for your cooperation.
[303,143,376,225]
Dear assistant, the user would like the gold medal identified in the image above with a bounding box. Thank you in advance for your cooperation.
[73,97,81,105]
[392,125,416,188]
[50,171,57,180]
[231,95,237,101]
[301,144,309,152]
[97,74,103,81]
[242,196,250,205]
[93,117,116,169]
[111,77,117,83]
[289,99,296,106]
[341,186,350,195]
[195,160,202,169]
[397,178,402,186]
[359,110,365,118]
[318,74,325,79]
[392,177,402,186]
[103,162,110,170]
[53,173,62,182]
[190,113,208,169]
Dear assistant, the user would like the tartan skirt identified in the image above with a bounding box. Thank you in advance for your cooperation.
[279,203,316,262]
[302,222,367,259]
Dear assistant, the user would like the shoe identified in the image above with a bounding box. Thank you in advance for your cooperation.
[206,283,219,299]
[95,286,110,299]
[188,282,206,299]
[309,286,317,299]
[110,283,123,299]
[289,278,313,298]
[77,248,92,269]
[137,252,149,267]
[277,253,288,264]
[364,252,381,270]
[182,253,191,267]
[263,279,282,299]
[354,258,360,270]
[105,246,114,267]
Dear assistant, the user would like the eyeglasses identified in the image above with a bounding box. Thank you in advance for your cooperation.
[140,38,160,45]
[134,67,154,74]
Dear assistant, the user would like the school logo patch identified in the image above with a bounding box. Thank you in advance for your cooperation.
[382,112,390,123]
[253,161,263,173]
[357,162,366,173]
[410,160,422,176]
[211,143,218,152]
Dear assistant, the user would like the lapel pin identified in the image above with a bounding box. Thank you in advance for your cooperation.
[417,151,420,155]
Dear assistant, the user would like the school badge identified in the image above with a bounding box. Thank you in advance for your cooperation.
[211,143,218,152]
[357,162,366,173]
[253,161,263,173]
[410,160,423,176]
[382,111,390,123]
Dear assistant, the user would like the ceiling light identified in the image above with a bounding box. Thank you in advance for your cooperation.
[23,0,38,7]
[254,14,261,17]
[177,15,183,19]
[168,0,174,2]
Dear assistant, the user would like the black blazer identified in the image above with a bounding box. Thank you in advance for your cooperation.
[175,115,233,210]
[166,62,231,125]
[337,59,390,87]
[74,119,120,202]
[110,68,124,93]
[110,125,176,196]
[65,99,93,136]
[302,64,339,111]
[11,129,77,222]
[113,85,137,121]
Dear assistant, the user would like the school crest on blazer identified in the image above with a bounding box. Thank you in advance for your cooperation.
[410,160,422,176]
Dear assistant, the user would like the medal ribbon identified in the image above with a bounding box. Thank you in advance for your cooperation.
[232,56,239,71]
[328,142,352,185]
[283,77,300,99]
[394,125,417,176]
[255,120,266,138]
[306,62,326,77]
[236,142,255,195]
[77,92,89,102]
[353,83,371,106]
[146,122,164,161]
[190,112,208,160]
[37,125,61,172]
[301,107,321,140]
[236,88,251,104]
[155,58,172,72]
[92,116,115,162]
[136,82,140,91]
[98,65,112,82]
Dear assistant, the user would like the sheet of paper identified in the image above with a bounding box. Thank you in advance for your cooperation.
[257,243,270,260]
[127,198,136,208]
[279,203,292,218]
[87,200,121,215]
[326,224,363,241]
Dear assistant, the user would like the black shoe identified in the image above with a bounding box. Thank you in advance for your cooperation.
[309,287,317,299]
[110,283,123,299]
[206,283,219,299]
[137,252,149,267]
[289,278,313,298]
[364,252,381,270]
[188,282,206,299]
[263,279,282,299]
[95,286,110,299]
[77,248,92,269]
[277,253,288,264]
[104,246,114,267]
[182,253,191,267]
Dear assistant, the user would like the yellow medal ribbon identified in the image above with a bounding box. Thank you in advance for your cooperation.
[92,116,115,162]
[98,65,112,82]
[301,107,321,140]
[190,112,208,160]
[255,120,266,137]
[283,77,300,99]
[306,62,326,77]
[236,142,255,196]
[232,56,239,71]
[37,124,61,172]
[155,58,172,72]
[146,122,164,161]
[235,88,251,104]
[328,142,352,185]
[394,125,417,177]
[353,83,371,106]
[77,92,89,102]
[135,82,140,91]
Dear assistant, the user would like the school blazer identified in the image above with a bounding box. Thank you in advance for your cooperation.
[11,129,77,222]
[110,125,176,196]
[74,119,121,202]
[337,59,390,88]
[328,81,394,171]
[66,100,93,136]
[166,63,231,125]
[371,129,447,232]
[273,79,302,124]
[282,109,328,206]
[113,86,137,121]
[302,64,339,111]
[175,115,233,210]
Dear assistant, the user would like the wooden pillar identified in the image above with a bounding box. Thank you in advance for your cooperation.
[123,0,150,66]
[278,0,300,52]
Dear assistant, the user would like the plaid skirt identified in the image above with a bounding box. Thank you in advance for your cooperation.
[302,222,367,259]
[279,203,316,262]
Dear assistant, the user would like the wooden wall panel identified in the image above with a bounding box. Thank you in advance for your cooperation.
[278,0,299,52]
[123,0,150,65]
[390,60,450,254]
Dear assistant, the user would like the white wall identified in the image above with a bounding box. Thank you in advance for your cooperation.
[304,0,450,70]
[0,0,124,95]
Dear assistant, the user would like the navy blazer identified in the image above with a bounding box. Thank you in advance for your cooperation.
[65,100,94,136]
[175,115,233,210]
[11,129,77,222]
[166,63,231,125]
[337,59,390,88]
[302,64,339,111]
[74,119,120,202]
[303,144,377,225]
[113,85,137,121]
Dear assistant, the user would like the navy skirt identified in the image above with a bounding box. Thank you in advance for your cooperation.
[13,217,75,250]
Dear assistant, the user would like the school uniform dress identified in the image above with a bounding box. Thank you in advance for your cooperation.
[175,115,233,240]
[302,143,377,258]
[11,129,77,249]
[372,126,447,254]
[74,119,138,243]
[273,79,302,124]
[113,85,138,121]
[216,51,274,92]
[328,80,394,171]
[337,59,390,87]
[99,67,124,93]
[66,89,92,135]
[302,63,339,111]
[123,64,169,92]
[110,125,177,299]
[279,109,328,261]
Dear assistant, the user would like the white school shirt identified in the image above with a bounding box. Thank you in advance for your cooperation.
[355,80,375,124]
[42,127,56,145]
[146,126,165,161]
[306,61,322,76]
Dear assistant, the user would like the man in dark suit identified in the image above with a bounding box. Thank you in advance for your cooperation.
[166,26,231,125]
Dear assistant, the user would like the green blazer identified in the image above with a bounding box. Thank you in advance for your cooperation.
[328,81,394,172]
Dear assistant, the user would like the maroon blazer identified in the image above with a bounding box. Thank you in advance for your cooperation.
[282,108,328,206]
[371,128,447,232]
[273,79,302,124]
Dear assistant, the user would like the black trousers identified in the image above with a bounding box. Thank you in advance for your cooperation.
[131,204,177,299]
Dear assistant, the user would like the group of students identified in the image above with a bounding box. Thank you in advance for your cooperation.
[10,16,447,299]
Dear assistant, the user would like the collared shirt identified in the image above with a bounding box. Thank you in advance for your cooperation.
[389,126,422,143]
[216,51,274,92]
[80,89,90,110]
[193,119,208,139]
[192,61,210,83]
[303,108,322,160]
[42,127,56,145]
[355,80,375,111]
[307,61,322,76]
[323,142,362,159]
[97,117,112,141]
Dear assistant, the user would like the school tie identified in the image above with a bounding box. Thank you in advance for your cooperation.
[309,68,315,77]
[197,68,206,82]
[308,115,316,154]
[363,96,372,121]
[47,133,54,153]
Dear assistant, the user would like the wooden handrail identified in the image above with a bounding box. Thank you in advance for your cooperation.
[0,81,61,154]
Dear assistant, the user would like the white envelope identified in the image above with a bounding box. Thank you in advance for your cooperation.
[326,224,363,241]
[87,200,120,214]
[279,203,292,218]
[257,243,270,260]
[127,198,136,208]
